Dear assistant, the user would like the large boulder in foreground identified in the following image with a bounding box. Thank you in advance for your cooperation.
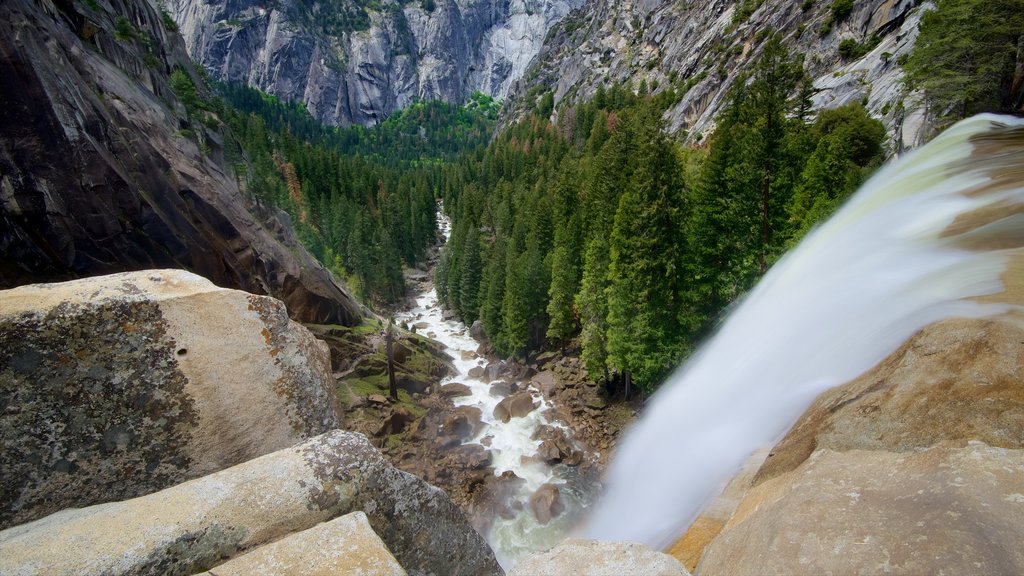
[0,270,339,528]
[510,539,690,576]
[697,444,1024,575]
[196,512,406,576]
[0,430,501,576]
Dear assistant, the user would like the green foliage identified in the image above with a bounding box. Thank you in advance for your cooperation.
[838,34,880,60]
[160,10,179,32]
[170,69,202,116]
[217,85,494,306]
[787,103,886,243]
[114,16,139,41]
[434,38,886,394]
[904,0,1024,120]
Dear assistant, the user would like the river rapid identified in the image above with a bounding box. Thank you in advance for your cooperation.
[395,212,589,570]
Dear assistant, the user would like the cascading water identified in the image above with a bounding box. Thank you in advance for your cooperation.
[584,114,1024,548]
[396,215,588,569]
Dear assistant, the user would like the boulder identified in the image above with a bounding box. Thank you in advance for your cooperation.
[529,483,565,525]
[196,512,405,576]
[482,361,504,383]
[448,443,492,470]
[510,539,690,576]
[697,444,1024,576]
[468,366,485,379]
[0,270,339,529]
[440,406,484,443]
[488,380,517,398]
[531,370,558,398]
[375,407,412,437]
[532,425,582,466]
[493,392,538,423]
[475,471,527,522]
[0,430,501,576]
[469,320,487,343]
[439,382,473,399]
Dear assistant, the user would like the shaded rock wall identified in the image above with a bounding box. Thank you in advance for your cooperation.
[0,270,339,529]
[0,0,365,326]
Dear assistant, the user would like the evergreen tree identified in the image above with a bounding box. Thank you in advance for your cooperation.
[905,0,1024,120]
[605,105,687,394]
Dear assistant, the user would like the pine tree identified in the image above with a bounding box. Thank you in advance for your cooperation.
[605,105,687,394]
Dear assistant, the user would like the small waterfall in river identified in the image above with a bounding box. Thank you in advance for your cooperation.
[585,114,1024,547]
[396,215,588,569]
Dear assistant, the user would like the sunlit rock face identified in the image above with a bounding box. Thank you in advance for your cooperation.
[0,270,340,529]
[170,0,582,127]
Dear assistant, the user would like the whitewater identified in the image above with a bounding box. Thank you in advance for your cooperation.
[584,114,1024,547]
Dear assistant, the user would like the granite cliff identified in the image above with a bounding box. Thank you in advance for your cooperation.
[511,0,936,150]
[170,0,582,126]
[0,0,365,326]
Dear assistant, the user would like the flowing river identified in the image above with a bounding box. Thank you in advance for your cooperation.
[395,213,588,569]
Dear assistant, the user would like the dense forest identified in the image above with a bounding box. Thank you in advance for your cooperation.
[204,83,500,304]
[175,0,1021,394]
[434,34,886,395]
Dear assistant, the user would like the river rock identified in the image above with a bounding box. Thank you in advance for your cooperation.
[511,539,690,576]
[488,380,518,398]
[532,425,582,466]
[0,270,339,529]
[482,361,504,383]
[196,511,405,576]
[529,483,565,526]
[475,471,527,522]
[469,320,487,343]
[0,430,501,576]
[493,392,538,423]
[697,444,1024,575]
[440,405,484,443]
[531,370,558,398]
[439,383,473,399]
[468,366,485,379]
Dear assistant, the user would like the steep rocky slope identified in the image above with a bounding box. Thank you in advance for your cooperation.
[171,0,581,126]
[511,0,935,151]
[0,0,365,326]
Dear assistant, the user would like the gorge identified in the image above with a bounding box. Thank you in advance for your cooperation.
[1,0,1023,572]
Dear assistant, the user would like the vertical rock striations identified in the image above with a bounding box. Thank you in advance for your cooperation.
[170,0,582,127]
[509,0,935,150]
[0,0,365,326]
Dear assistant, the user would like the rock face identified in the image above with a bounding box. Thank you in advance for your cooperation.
[510,539,690,576]
[0,0,364,326]
[171,0,582,127]
[0,430,502,576]
[197,512,406,576]
[698,444,1024,575]
[753,317,1024,485]
[0,270,339,529]
[510,0,934,150]
[678,315,1024,571]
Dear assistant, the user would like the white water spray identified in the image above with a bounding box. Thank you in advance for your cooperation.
[585,114,1024,547]
[396,215,588,569]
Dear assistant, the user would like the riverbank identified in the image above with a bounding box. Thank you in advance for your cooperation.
[323,216,638,568]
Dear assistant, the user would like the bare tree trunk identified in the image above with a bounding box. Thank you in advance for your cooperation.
[386,319,398,402]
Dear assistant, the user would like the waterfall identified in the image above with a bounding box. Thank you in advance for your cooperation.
[584,114,1024,548]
